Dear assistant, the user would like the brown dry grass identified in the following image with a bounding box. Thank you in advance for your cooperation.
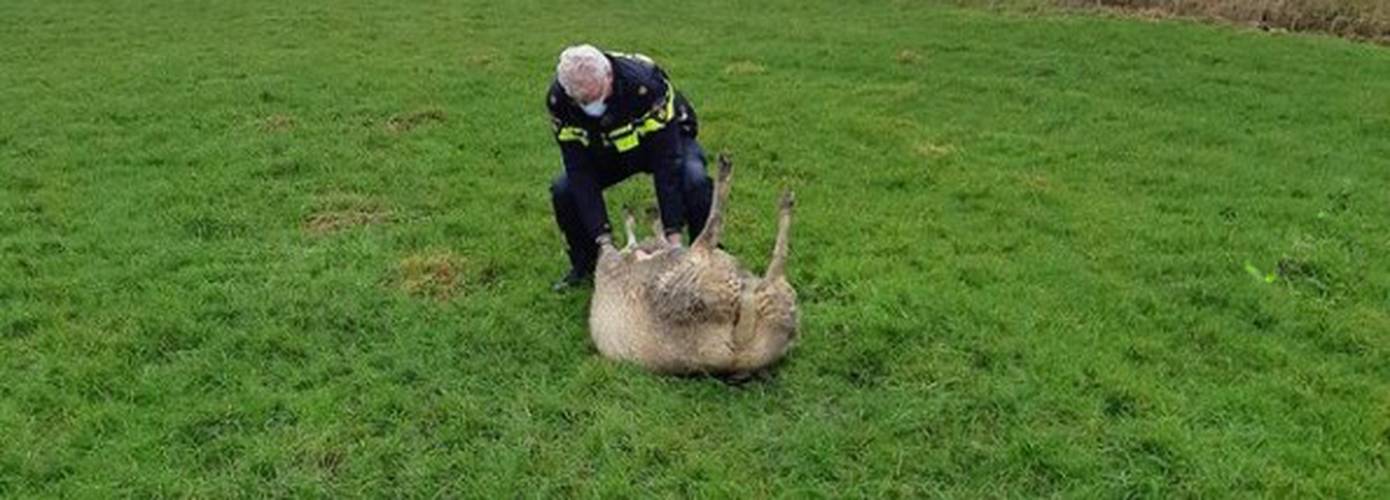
[302,194,392,235]
[262,114,295,132]
[1058,0,1390,42]
[396,251,463,301]
[303,209,390,234]
[723,61,767,76]
[385,108,446,133]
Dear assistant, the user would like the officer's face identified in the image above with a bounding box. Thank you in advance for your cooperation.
[569,73,612,106]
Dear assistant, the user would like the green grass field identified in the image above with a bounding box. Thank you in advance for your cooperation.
[3,0,1389,496]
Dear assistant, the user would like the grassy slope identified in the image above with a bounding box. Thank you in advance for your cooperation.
[2,0,1388,496]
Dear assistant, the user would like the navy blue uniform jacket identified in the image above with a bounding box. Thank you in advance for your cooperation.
[546,52,699,242]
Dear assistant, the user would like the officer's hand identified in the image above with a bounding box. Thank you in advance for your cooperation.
[666,232,684,247]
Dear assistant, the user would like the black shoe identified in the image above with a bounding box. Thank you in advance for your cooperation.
[551,268,592,292]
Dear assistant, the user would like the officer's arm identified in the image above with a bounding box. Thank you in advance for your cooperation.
[640,69,689,238]
[542,89,608,241]
[549,99,611,242]
[548,91,592,150]
[560,148,612,242]
[645,126,686,238]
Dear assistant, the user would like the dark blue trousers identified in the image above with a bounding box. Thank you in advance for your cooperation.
[550,135,712,275]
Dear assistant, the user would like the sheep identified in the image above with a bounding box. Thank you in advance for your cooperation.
[588,154,798,380]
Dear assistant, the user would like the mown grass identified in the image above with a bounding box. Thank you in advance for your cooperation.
[1084,0,1389,41]
[3,0,1389,496]
[978,0,1390,42]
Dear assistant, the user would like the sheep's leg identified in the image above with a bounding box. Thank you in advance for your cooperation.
[597,233,617,253]
[622,205,639,251]
[595,231,620,270]
[765,190,794,280]
[692,153,732,252]
[647,206,671,249]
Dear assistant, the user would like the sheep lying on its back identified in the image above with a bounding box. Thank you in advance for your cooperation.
[588,154,798,379]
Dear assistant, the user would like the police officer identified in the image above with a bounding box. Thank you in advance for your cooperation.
[547,44,712,291]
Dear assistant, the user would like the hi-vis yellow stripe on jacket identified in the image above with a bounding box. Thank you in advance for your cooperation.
[548,51,681,153]
[604,85,675,152]
[555,125,589,147]
[552,82,675,152]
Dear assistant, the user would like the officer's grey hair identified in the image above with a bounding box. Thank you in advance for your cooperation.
[556,44,611,99]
